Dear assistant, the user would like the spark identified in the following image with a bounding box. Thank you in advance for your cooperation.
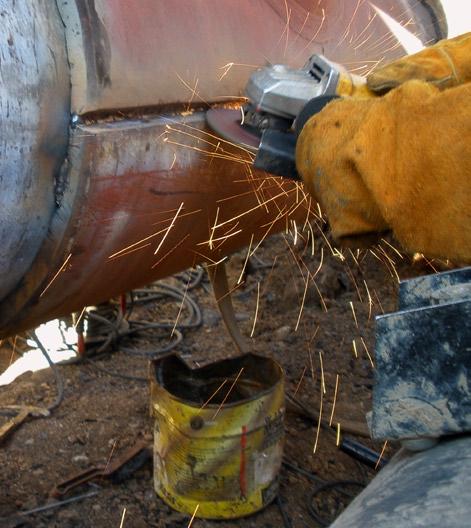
[293,220,298,246]
[237,234,254,285]
[329,374,340,426]
[291,10,310,49]
[152,234,190,269]
[171,273,192,337]
[104,439,119,474]
[373,288,385,314]
[312,247,324,278]
[351,11,377,47]
[8,336,18,368]
[360,337,375,368]
[370,3,424,54]
[215,189,297,230]
[218,62,258,82]
[119,507,127,528]
[154,202,184,255]
[345,262,363,303]
[39,253,72,298]
[164,138,251,165]
[293,366,307,397]
[319,351,326,394]
[169,152,177,170]
[175,72,208,106]
[193,252,228,267]
[187,504,199,527]
[151,208,202,227]
[165,124,253,163]
[309,223,316,256]
[313,388,323,454]
[380,238,403,259]
[352,339,358,358]
[375,440,388,469]
[295,273,310,332]
[336,423,341,446]
[363,279,373,320]
[250,283,261,338]
[212,368,244,419]
[283,0,292,56]
[297,8,325,59]
[348,249,359,267]
[73,306,87,330]
[200,379,228,409]
[109,228,168,259]
[307,343,316,383]
[214,279,245,303]
[349,301,359,329]
[313,280,328,312]
[165,120,255,158]
[335,0,364,50]
[108,242,152,261]
[197,229,243,247]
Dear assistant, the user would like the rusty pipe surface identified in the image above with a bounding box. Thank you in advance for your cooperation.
[0,1,445,337]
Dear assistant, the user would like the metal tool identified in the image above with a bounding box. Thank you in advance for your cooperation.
[206,54,373,179]
[51,438,151,497]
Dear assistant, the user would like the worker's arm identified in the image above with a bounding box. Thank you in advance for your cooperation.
[296,33,471,263]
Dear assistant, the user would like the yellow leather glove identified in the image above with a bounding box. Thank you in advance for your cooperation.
[368,32,471,92]
[296,34,471,263]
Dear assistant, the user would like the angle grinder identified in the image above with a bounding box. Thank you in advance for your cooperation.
[206,54,374,180]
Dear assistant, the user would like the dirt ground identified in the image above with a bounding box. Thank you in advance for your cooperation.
[0,232,438,527]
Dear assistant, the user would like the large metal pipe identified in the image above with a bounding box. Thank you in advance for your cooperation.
[0,0,445,337]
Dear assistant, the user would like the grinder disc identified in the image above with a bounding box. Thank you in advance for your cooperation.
[206,108,260,152]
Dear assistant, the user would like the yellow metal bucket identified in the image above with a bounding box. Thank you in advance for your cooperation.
[150,353,285,519]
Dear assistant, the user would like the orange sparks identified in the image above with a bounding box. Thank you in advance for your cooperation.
[349,301,359,328]
[175,71,208,106]
[319,351,326,395]
[363,279,373,320]
[119,507,127,528]
[295,273,310,332]
[313,388,323,454]
[200,379,228,409]
[375,441,388,470]
[329,374,340,426]
[152,233,190,269]
[237,234,254,285]
[250,283,261,338]
[104,439,119,474]
[154,202,184,255]
[336,422,341,446]
[360,337,374,368]
[171,273,192,337]
[293,366,307,397]
[109,229,168,259]
[212,368,245,420]
[352,339,358,358]
[73,306,87,331]
[187,504,199,527]
[218,62,258,82]
[108,242,152,261]
[297,8,326,58]
[39,253,72,298]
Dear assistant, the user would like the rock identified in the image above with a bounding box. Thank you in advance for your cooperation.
[274,325,291,340]
[72,454,89,465]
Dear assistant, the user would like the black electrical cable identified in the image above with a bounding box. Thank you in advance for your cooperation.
[30,331,65,412]
[79,280,203,382]
[276,495,293,528]
[307,480,365,527]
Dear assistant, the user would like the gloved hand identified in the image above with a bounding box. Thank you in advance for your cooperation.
[368,32,471,92]
[296,33,471,263]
